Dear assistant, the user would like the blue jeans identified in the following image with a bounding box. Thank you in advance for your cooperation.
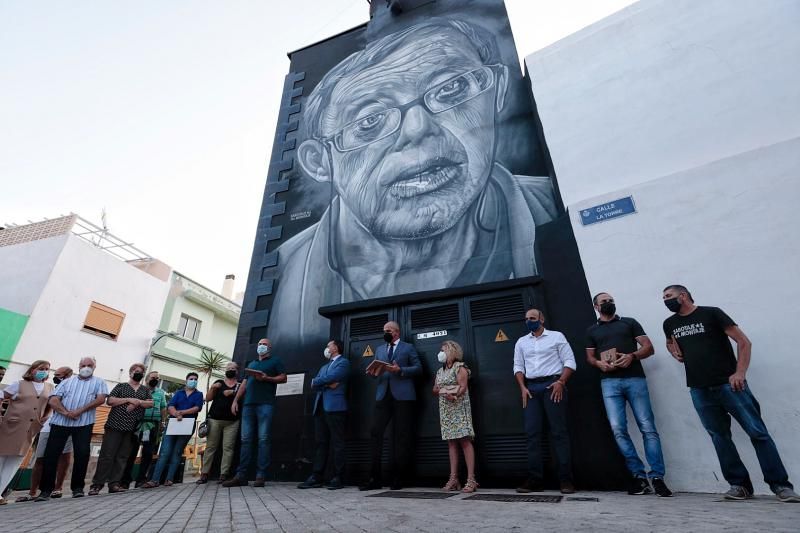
[237,403,274,479]
[690,382,792,493]
[523,379,572,482]
[150,434,191,484]
[601,377,665,479]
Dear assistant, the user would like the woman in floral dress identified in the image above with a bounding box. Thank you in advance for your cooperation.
[432,340,477,493]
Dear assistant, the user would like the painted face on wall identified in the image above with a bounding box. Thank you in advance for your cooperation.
[299,26,508,240]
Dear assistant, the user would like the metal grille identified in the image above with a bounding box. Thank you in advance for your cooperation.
[414,436,449,466]
[367,491,457,499]
[350,313,389,337]
[482,434,531,464]
[464,494,563,503]
[469,293,525,322]
[410,303,460,330]
[566,497,599,502]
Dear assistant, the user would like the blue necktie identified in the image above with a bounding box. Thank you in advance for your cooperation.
[388,344,395,362]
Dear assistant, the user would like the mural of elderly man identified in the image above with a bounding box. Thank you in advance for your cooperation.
[269,18,558,346]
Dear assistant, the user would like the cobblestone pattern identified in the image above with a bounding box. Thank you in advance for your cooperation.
[2,482,797,532]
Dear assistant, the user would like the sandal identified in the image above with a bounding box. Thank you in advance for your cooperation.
[51,490,63,499]
[442,474,462,491]
[196,474,208,485]
[88,486,102,496]
[462,478,479,493]
[15,495,35,502]
[141,481,159,489]
[163,480,174,487]
[108,484,127,494]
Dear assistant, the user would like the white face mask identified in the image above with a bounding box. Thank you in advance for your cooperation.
[437,351,447,364]
[79,366,94,378]
[324,347,332,359]
[257,345,270,356]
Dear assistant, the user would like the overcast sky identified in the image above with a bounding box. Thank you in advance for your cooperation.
[0,0,635,294]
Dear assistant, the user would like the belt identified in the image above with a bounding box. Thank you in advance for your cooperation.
[525,374,561,384]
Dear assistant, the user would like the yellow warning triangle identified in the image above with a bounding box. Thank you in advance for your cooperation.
[362,344,374,357]
[494,329,510,342]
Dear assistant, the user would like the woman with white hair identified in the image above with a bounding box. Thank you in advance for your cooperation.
[432,341,477,493]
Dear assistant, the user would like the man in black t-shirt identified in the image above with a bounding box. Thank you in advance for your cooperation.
[586,292,671,497]
[662,284,799,503]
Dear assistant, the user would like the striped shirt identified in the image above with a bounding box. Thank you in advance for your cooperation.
[49,375,109,427]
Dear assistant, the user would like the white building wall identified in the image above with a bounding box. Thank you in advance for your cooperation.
[526,0,800,493]
[12,234,171,386]
[0,234,67,316]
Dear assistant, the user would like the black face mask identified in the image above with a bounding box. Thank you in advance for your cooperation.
[383,332,393,344]
[225,370,237,379]
[131,372,144,382]
[599,302,616,316]
[148,378,159,388]
[664,298,681,313]
[53,376,62,385]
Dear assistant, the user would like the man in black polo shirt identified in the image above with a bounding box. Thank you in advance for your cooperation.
[586,292,672,497]
[662,284,799,503]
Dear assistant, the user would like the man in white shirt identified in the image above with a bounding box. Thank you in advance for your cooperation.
[513,308,577,494]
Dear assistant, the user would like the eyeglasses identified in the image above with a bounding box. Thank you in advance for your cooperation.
[322,65,499,152]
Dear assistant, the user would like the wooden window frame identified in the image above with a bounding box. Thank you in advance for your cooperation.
[82,301,125,341]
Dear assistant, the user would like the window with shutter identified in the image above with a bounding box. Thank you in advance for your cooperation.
[82,302,125,340]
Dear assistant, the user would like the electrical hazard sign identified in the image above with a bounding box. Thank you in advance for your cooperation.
[494,329,509,342]
[362,345,374,357]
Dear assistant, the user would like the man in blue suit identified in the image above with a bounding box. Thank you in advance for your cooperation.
[298,340,351,490]
[360,321,422,491]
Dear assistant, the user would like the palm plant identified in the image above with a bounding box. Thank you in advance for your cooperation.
[195,349,228,394]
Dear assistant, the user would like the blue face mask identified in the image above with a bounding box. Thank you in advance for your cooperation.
[186,379,198,389]
[526,320,541,332]
[35,370,49,381]
[257,345,270,356]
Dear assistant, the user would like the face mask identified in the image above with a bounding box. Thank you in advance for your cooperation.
[437,351,447,364]
[664,298,681,313]
[79,366,94,378]
[148,378,159,387]
[53,376,63,385]
[35,370,49,381]
[324,348,332,359]
[257,345,270,356]
[599,302,616,316]
[383,332,393,344]
[186,379,198,389]
[131,372,144,382]
[225,370,237,378]
[526,320,541,333]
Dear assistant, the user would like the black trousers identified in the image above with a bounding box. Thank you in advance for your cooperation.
[524,379,573,482]
[369,396,415,483]
[312,411,346,480]
[91,428,134,487]
[41,424,93,493]
[121,426,160,484]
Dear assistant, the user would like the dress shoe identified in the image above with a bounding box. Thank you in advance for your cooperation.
[253,478,266,488]
[359,479,382,491]
[389,481,403,490]
[327,477,344,490]
[560,481,576,494]
[221,477,249,488]
[297,476,323,489]
[516,478,543,493]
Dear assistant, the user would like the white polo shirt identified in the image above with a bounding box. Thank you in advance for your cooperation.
[513,328,577,379]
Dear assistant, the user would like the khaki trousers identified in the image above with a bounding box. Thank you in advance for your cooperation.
[201,418,240,476]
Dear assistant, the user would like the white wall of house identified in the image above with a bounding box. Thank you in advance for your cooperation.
[526,0,800,493]
[11,234,171,385]
[0,234,67,316]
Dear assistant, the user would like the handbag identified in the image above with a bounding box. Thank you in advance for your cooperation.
[198,388,210,438]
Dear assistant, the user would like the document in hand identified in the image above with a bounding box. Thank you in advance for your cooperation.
[166,418,195,436]
[244,368,266,377]
[365,359,390,376]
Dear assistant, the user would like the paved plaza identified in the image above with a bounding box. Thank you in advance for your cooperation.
[1,479,797,533]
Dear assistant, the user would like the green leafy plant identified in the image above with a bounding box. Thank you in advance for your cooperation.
[195,349,228,394]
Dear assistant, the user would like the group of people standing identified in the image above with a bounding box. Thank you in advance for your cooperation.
[1,283,798,503]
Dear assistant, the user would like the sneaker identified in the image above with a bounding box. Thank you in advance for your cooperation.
[516,478,544,493]
[723,485,753,500]
[34,492,51,502]
[72,490,85,498]
[628,477,652,495]
[221,477,249,488]
[775,487,800,503]
[651,478,673,497]
[297,476,323,489]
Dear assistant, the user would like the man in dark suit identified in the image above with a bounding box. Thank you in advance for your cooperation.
[360,321,422,490]
[298,340,351,490]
